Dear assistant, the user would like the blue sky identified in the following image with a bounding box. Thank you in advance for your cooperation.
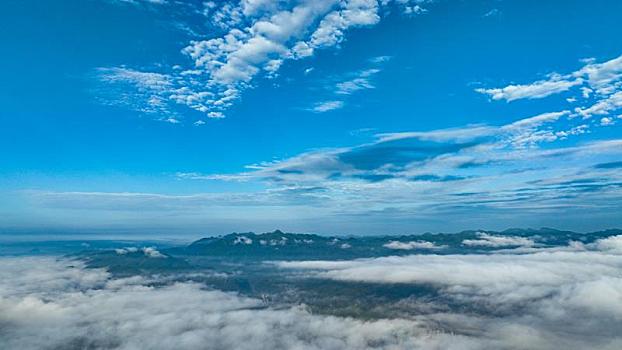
[1,0,621,237]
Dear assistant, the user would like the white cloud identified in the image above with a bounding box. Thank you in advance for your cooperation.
[600,117,615,126]
[309,0,380,48]
[0,257,481,350]
[574,91,622,119]
[277,236,622,302]
[594,235,622,254]
[502,111,571,148]
[142,247,166,258]
[234,235,253,245]
[477,54,622,121]
[114,247,166,258]
[4,240,622,350]
[164,117,181,124]
[203,2,244,30]
[377,125,496,142]
[476,77,582,102]
[274,237,622,348]
[383,240,446,250]
[575,54,622,95]
[311,100,344,112]
[97,1,428,121]
[208,111,225,119]
[335,68,381,94]
[97,67,172,90]
[95,67,176,116]
[114,247,138,254]
[461,232,535,247]
[309,57,388,111]
[336,77,375,94]
[503,111,569,130]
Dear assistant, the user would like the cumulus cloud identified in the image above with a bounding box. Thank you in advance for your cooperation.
[95,1,429,122]
[461,232,535,248]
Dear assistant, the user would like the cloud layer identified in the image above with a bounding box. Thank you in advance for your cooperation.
[3,236,622,349]
[276,236,622,349]
[0,257,476,350]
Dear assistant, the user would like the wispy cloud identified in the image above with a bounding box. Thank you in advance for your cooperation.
[308,55,390,111]
[476,76,582,102]
[310,100,344,113]
[476,54,622,121]
[335,68,380,95]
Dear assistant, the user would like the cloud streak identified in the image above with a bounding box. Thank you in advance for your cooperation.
[477,54,622,121]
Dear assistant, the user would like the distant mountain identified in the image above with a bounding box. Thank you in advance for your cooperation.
[169,229,368,260]
[165,228,622,261]
[74,228,622,274]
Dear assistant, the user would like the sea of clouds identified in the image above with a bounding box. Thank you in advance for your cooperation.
[1,235,622,349]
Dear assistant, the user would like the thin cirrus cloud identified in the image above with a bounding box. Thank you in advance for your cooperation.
[308,56,390,113]
[94,1,428,123]
[310,100,345,113]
